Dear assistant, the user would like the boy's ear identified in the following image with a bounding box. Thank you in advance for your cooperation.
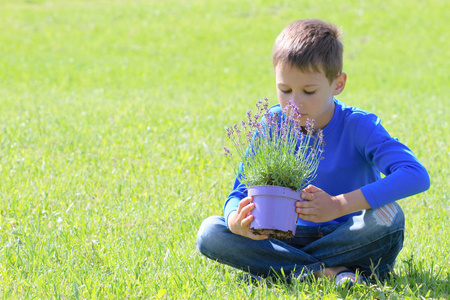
[332,72,347,96]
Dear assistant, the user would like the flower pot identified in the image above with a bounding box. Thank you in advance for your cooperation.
[248,185,301,239]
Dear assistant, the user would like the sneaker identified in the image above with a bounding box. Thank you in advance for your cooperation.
[334,270,363,288]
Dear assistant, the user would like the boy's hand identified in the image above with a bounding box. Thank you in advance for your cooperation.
[296,185,344,223]
[228,197,269,240]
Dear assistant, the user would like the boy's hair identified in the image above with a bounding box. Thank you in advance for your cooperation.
[272,19,343,84]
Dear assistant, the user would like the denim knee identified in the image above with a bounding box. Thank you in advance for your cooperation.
[364,202,405,236]
[196,216,226,256]
[371,202,405,229]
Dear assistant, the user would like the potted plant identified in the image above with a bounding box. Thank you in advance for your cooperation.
[224,98,324,239]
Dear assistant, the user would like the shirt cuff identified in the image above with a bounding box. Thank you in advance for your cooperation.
[223,197,241,229]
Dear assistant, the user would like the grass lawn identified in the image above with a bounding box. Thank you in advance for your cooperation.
[0,0,449,298]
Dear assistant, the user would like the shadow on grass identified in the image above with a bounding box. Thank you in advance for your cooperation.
[235,256,449,299]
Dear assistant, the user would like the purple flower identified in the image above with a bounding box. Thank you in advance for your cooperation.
[224,97,324,191]
[247,110,252,120]
[226,127,231,138]
[247,131,253,143]
[272,113,279,123]
[263,97,269,110]
[223,147,231,157]
[306,118,315,134]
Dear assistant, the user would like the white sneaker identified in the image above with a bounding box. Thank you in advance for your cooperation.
[335,271,363,288]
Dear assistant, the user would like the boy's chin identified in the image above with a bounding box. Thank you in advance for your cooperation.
[297,115,309,123]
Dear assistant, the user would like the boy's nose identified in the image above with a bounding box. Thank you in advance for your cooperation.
[290,94,304,108]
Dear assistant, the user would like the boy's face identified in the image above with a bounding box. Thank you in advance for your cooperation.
[275,64,346,129]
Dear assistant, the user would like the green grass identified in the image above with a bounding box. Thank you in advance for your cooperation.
[0,0,449,298]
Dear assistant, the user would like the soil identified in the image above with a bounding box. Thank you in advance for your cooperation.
[250,228,294,239]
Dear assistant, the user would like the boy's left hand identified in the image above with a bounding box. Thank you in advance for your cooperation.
[296,185,344,223]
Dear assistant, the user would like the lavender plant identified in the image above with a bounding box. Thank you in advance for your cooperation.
[224,98,324,191]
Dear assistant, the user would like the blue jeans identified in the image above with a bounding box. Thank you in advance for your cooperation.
[197,202,404,279]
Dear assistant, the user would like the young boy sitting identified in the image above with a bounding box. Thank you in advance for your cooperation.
[197,19,430,286]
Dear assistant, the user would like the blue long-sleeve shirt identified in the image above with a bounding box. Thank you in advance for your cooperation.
[224,98,430,227]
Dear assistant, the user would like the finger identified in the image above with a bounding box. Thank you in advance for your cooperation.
[240,202,255,217]
[301,191,314,201]
[298,213,317,222]
[248,233,269,240]
[241,214,254,227]
[296,207,315,215]
[243,219,269,240]
[238,196,253,212]
[304,185,320,193]
[296,200,311,208]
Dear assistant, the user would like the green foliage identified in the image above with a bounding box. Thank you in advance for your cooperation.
[0,0,448,299]
[225,100,323,191]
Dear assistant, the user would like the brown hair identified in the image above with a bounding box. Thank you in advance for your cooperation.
[272,19,343,84]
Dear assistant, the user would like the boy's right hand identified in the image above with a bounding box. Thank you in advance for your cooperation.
[227,196,269,240]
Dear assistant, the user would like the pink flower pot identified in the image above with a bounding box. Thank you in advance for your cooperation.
[248,185,301,239]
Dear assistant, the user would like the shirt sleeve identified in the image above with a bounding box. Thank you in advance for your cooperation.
[223,162,248,228]
[356,114,430,209]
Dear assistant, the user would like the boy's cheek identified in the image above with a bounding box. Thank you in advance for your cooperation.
[278,97,289,108]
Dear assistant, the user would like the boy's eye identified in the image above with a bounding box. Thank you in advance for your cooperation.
[304,90,316,95]
[280,89,292,94]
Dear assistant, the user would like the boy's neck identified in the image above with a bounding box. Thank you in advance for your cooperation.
[314,100,336,130]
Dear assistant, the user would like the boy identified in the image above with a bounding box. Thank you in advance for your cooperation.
[197,19,430,286]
